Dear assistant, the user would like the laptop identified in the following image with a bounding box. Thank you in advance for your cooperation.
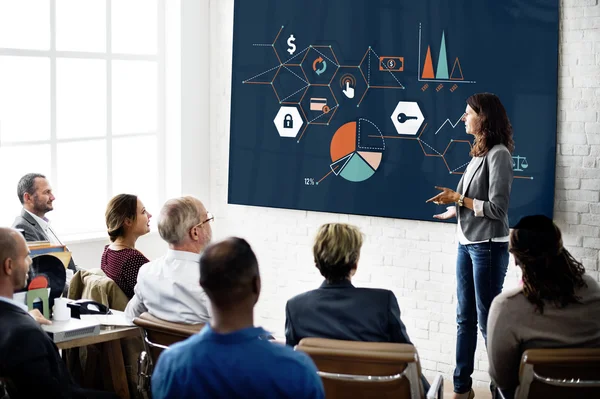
[42,318,101,343]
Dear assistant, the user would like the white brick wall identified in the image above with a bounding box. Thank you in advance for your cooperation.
[208,0,600,387]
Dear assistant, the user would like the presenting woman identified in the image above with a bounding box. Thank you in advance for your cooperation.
[426,93,514,399]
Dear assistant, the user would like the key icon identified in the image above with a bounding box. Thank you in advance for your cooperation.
[397,113,418,124]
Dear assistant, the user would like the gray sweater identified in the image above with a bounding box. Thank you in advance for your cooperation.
[487,274,600,393]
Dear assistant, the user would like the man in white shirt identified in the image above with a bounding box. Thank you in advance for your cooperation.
[125,196,213,324]
[12,173,76,271]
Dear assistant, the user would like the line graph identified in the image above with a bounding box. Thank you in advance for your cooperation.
[435,113,466,135]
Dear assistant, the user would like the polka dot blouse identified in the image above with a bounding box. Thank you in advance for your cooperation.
[100,246,149,298]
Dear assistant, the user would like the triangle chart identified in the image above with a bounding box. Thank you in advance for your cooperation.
[422,46,435,79]
[450,57,464,80]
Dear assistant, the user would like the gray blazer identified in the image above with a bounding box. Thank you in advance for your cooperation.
[12,209,76,271]
[457,144,513,242]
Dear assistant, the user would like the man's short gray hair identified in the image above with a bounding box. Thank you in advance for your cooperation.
[17,173,46,205]
[158,196,203,245]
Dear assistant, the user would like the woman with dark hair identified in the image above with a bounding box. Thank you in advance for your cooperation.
[426,93,514,399]
[101,194,152,298]
[487,215,600,398]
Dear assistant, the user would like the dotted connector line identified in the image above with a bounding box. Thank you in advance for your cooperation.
[307,104,339,124]
[283,47,310,64]
[243,64,281,83]
[369,48,404,89]
[312,47,339,67]
[282,65,309,85]
[418,139,443,156]
[280,84,309,102]
[451,161,470,173]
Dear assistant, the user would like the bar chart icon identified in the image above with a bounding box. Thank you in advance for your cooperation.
[418,24,474,84]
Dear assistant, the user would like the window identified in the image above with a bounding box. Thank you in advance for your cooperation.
[0,0,170,237]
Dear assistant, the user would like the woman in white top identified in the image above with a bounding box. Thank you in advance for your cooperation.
[426,93,514,399]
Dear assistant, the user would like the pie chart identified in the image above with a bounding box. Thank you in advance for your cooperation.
[329,120,384,182]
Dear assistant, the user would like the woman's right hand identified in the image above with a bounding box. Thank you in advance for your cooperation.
[433,206,457,220]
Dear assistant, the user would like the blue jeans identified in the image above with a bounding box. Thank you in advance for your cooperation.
[453,241,509,393]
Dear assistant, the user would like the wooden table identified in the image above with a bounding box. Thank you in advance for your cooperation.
[57,325,139,350]
[58,326,140,399]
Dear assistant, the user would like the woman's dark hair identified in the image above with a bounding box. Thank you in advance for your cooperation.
[510,215,587,314]
[467,93,515,157]
[105,194,138,242]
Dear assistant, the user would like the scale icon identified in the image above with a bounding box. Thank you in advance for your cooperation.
[512,155,529,172]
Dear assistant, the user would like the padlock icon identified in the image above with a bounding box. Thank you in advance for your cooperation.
[283,114,293,129]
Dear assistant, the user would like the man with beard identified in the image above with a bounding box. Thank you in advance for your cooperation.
[0,227,80,398]
[12,173,76,271]
[0,227,117,399]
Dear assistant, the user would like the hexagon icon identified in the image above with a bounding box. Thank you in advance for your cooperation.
[390,101,424,135]
[273,106,304,138]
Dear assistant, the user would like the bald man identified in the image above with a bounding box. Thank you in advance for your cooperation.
[0,228,81,398]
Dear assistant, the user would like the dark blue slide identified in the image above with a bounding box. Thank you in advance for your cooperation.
[228,0,559,225]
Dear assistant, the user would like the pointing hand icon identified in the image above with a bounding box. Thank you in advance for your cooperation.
[342,81,355,99]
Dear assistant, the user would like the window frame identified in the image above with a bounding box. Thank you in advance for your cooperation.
[0,0,167,238]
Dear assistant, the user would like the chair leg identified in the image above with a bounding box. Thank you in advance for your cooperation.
[137,351,151,399]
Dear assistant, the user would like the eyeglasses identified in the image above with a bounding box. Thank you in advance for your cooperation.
[196,212,214,228]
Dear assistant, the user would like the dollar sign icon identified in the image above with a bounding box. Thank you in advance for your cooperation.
[287,34,296,55]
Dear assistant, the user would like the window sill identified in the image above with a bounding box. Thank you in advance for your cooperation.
[62,230,161,246]
[62,231,110,246]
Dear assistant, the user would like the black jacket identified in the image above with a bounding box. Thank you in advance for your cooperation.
[285,280,412,346]
[0,300,82,399]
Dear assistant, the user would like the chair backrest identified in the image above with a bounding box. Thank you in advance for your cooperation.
[517,348,600,399]
[133,312,204,364]
[296,338,424,399]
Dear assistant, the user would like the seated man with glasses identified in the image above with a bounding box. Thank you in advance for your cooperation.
[125,196,214,324]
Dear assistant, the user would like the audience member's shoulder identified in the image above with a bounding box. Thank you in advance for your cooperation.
[355,286,395,298]
[157,332,205,365]
[493,284,525,307]
[1,317,52,358]
[12,215,26,228]
[287,288,320,304]
[267,340,318,371]
[132,248,150,262]
[136,255,161,276]
[582,274,600,289]
[9,316,42,335]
